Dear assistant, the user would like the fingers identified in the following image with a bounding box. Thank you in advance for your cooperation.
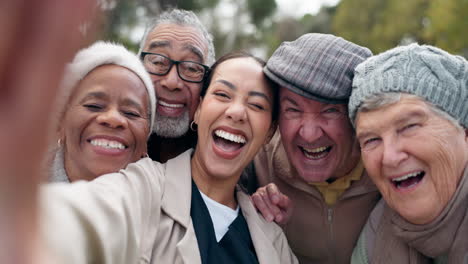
[266,183,293,225]
[274,193,293,225]
[265,182,282,204]
[252,183,292,224]
[252,185,279,222]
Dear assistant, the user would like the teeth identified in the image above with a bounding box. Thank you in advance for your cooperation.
[90,139,126,149]
[303,149,328,159]
[159,100,184,108]
[392,171,422,182]
[215,130,246,144]
[303,146,328,153]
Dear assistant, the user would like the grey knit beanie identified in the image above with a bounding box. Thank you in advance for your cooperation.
[349,43,468,128]
[264,33,372,104]
[58,41,156,134]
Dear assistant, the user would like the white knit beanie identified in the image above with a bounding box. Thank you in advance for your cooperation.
[58,41,156,133]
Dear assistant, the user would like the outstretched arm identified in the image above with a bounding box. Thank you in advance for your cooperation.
[0,1,96,262]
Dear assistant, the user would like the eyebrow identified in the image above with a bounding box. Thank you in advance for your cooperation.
[147,41,204,63]
[280,96,299,107]
[356,109,427,141]
[216,79,271,103]
[79,91,107,103]
[216,79,236,90]
[249,91,271,104]
[356,131,373,143]
[183,43,204,63]
[80,91,144,112]
[148,40,170,51]
[121,98,145,113]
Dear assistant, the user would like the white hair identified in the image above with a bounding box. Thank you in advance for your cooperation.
[138,8,215,66]
[358,92,465,130]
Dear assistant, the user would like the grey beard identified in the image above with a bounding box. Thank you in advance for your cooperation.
[152,110,190,138]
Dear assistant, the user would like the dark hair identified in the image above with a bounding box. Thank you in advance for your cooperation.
[201,51,279,124]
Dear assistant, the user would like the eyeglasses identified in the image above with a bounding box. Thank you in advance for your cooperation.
[140,52,209,83]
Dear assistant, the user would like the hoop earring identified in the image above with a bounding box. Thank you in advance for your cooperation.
[57,138,62,148]
[190,121,198,132]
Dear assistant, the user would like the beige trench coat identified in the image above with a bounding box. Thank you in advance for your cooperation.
[41,149,298,264]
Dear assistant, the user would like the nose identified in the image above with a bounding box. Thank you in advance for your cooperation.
[225,101,247,123]
[159,64,183,92]
[96,108,127,129]
[298,115,324,143]
[382,137,408,168]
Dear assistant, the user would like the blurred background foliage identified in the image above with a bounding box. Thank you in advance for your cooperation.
[100,0,468,59]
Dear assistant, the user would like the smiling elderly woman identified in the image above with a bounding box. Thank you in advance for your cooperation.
[48,41,156,182]
[348,44,468,263]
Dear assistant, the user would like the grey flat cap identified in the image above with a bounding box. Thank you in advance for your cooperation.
[264,33,372,104]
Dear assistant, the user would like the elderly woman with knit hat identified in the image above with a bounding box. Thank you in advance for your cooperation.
[48,41,156,183]
[349,44,468,263]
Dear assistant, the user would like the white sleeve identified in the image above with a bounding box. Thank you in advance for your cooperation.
[39,158,164,264]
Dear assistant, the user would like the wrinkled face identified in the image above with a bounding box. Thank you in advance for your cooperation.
[278,88,360,182]
[356,96,468,224]
[61,65,150,181]
[141,24,208,138]
[192,57,274,181]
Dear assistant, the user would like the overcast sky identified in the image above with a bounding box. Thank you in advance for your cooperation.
[276,0,340,17]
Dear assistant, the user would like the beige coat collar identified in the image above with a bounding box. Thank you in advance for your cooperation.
[160,149,291,264]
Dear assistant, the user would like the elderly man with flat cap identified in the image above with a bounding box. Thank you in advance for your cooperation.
[248,34,381,264]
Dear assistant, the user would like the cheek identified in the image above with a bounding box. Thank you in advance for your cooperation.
[63,113,84,140]
[329,121,355,144]
[279,118,299,142]
[253,114,272,141]
[362,152,383,180]
[416,132,464,177]
[425,145,463,201]
[132,122,150,150]
[188,85,202,117]
[150,75,163,86]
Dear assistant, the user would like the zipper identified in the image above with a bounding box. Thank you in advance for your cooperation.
[327,206,337,263]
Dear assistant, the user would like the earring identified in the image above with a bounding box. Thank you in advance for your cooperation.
[190,121,197,132]
[57,138,62,147]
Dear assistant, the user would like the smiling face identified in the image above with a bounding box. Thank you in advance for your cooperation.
[61,65,150,182]
[356,96,468,224]
[278,88,361,182]
[141,24,209,138]
[191,57,274,185]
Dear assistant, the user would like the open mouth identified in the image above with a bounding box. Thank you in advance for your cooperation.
[213,129,246,152]
[300,146,332,160]
[88,139,127,150]
[159,100,184,108]
[391,171,425,190]
[157,100,186,117]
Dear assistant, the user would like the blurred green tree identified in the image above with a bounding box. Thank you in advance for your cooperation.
[332,0,467,58]
[424,0,468,57]
[102,0,467,59]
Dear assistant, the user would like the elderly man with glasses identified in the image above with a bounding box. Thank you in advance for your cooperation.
[139,9,215,162]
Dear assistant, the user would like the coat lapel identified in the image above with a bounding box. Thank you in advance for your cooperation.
[160,149,201,264]
[176,222,202,264]
[161,149,193,227]
[237,190,281,264]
